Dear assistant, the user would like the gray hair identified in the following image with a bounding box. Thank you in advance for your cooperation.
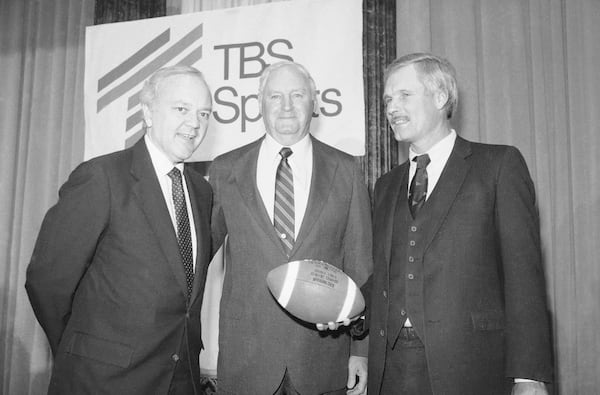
[385,53,458,119]
[258,61,317,98]
[139,65,206,107]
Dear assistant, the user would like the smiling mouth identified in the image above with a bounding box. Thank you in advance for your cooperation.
[390,116,409,126]
[178,132,196,140]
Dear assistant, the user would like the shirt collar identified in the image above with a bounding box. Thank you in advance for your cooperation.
[144,134,183,176]
[262,132,312,163]
[409,129,457,164]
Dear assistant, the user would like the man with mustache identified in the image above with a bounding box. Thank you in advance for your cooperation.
[365,53,553,395]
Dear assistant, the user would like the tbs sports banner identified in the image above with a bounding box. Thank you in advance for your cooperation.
[84,0,364,162]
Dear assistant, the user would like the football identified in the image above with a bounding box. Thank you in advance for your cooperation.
[266,259,365,324]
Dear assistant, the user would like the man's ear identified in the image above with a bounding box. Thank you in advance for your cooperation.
[257,95,264,116]
[434,89,449,111]
[141,103,152,127]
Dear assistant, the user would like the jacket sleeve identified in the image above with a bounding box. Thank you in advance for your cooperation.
[208,158,228,258]
[343,159,373,357]
[350,274,372,338]
[495,146,553,382]
[25,161,110,356]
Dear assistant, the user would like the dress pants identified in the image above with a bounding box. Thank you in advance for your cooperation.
[380,327,433,395]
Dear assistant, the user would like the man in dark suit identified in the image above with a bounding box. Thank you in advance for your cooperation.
[366,53,553,394]
[25,65,213,395]
[210,61,372,395]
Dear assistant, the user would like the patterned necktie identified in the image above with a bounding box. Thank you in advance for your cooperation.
[167,167,194,298]
[408,154,431,218]
[274,147,295,256]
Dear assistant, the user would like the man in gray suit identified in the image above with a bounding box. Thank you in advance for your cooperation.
[210,61,372,395]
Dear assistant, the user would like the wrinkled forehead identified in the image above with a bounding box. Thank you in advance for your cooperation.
[384,64,426,93]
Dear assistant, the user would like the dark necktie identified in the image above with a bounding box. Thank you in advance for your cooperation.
[274,147,295,255]
[409,154,431,218]
[167,167,194,298]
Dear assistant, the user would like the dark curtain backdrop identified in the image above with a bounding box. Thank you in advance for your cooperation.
[362,0,398,193]
[95,0,165,24]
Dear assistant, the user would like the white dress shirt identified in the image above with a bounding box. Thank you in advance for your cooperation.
[145,135,197,271]
[256,133,313,238]
[407,130,457,200]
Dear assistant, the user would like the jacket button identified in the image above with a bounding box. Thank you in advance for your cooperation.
[407,274,414,280]
[408,256,415,262]
[172,354,180,362]
[411,226,417,232]
[409,240,416,246]
[383,290,387,298]
[401,309,407,316]
[380,329,385,337]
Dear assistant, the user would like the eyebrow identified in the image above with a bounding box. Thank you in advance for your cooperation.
[386,88,414,96]
[266,86,309,93]
[170,100,210,107]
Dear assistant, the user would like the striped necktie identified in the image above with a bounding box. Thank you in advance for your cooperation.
[274,147,295,256]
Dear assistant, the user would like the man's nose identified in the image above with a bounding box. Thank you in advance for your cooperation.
[386,104,398,117]
[187,111,201,128]
[282,95,293,110]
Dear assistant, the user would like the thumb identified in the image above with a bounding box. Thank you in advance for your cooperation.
[347,371,356,389]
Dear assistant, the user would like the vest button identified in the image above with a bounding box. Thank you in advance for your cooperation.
[408,256,415,262]
[407,273,414,280]
[401,309,407,316]
[411,226,417,232]
[383,290,387,298]
[409,240,416,246]
[380,329,385,337]
[172,354,180,362]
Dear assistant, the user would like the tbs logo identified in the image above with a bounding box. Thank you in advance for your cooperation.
[212,39,344,133]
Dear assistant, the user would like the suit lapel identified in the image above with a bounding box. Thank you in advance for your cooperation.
[380,165,409,269]
[232,138,284,251]
[230,137,339,257]
[130,140,188,298]
[421,136,473,252]
[184,165,210,304]
[292,138,336,255]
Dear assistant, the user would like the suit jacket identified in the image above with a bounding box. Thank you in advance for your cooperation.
[367,136,553,395]
[25,139,212,395]
[209,136,372,395]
